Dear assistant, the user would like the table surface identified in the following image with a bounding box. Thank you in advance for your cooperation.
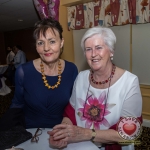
[16,128,100,150]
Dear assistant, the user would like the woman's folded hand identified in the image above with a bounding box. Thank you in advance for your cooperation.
[47,129,68,149]
[50,124,86,143]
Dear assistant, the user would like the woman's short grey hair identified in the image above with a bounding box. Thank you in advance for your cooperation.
[81,27,116,53]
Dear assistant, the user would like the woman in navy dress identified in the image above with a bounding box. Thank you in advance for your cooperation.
[10,18,78,129]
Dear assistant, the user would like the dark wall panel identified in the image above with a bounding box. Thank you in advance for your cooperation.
[0,32,6,64]
[4,28,39,62]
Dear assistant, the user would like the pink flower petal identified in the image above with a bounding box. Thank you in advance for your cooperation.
[102,118,110,127]
[106,103,116,109]
[92,99,100,105]
[87,93,93,99]
[77,98,86,107]
[104,109,111,116]
[85,119,93,128]
[98,91,106,103]
[84,104,91,112]
[78,108,84,112]
[100,104,105,110]
[88,97,94,105]
[94,122,100,129]
[81,116,87,121]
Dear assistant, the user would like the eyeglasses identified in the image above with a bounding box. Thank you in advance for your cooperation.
[31,128,42,143]
[83,76,111,122]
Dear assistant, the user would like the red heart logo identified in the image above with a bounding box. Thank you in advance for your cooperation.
[123,123,136,135]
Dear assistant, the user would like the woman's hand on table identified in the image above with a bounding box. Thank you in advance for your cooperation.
[47,129,68,148]
[48,124,87,144]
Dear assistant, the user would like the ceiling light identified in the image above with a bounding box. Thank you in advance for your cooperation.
[18,19,23,22]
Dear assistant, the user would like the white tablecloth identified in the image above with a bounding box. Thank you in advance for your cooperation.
[16,128,99,150]
[0,65,11,95]
[0,77,11,95]
[0,65,8,74]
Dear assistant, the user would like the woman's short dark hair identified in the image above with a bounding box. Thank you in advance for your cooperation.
[7,46,12,49]
[33,18,63,40]
[15,45,22,50]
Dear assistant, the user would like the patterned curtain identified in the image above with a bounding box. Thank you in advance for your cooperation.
[67,0,150,30]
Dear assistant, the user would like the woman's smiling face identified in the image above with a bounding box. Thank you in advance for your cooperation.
[84,34,112,71]
[36,28,64,63]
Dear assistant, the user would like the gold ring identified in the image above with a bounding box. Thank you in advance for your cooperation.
[68,132,70,137]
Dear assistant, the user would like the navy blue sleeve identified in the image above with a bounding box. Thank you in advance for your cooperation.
[10,65,25,108]
[72,64,78,82]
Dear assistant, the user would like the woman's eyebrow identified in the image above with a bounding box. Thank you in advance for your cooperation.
[47,38,55,40]
[95,45,102,47]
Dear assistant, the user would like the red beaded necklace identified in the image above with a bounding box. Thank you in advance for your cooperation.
[90,64,116,85]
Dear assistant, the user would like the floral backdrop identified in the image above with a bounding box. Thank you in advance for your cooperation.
[67,0,150,30]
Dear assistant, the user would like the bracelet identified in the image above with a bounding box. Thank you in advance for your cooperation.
[90,129,96,141]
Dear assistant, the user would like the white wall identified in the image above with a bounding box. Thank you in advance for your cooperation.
[73,29,89,72]
[132,23,150,85]
[110,25,130,71]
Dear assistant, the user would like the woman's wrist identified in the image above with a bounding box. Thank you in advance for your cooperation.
[61,117,73,125]
[62,121,68,125]
[77,128,94,141]
[90,129,96,141]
